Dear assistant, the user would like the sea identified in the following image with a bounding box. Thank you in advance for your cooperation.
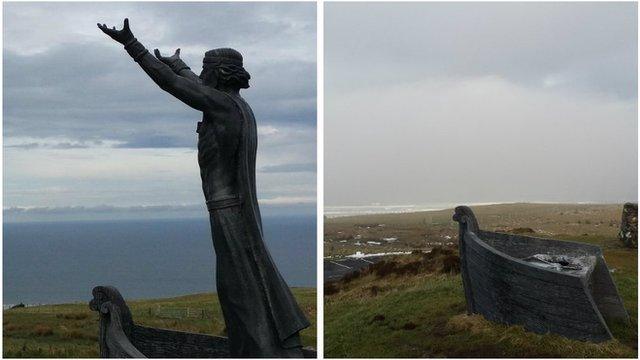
[3,215,316,307]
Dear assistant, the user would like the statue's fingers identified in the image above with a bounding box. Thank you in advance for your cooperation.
[123,18,130,30]
[154,49,162,58]
[175,48,180,56]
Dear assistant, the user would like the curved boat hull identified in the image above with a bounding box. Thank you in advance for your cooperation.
[90,286,317,358]
[454,206,628,342]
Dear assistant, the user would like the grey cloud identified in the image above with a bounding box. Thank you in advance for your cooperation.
[4,2,316,146]
[6,142,91,150]
[3,2,315,59]
[3,2,316,212]
[326,2,637,99]
[325,3,637,207]
[114,134,192,149]
[136,3,315,54]
[4,44,315,143]
[260,162,316,173]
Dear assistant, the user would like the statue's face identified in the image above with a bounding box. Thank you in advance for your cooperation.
[199,66,218,87]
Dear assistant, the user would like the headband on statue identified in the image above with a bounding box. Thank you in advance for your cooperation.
[203,48,244,66]
[202,56,244,66]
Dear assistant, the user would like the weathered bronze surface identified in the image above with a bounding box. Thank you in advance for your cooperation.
[90,286,316,358]
[619,202,637,248]
[96,18,310,358]
[453,206,628,342]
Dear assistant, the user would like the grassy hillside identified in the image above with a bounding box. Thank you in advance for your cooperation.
[3,288,316,358]
[324,203,637,357]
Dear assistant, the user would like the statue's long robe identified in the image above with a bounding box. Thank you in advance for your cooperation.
[129,47,310,357]
[198,93,310,357]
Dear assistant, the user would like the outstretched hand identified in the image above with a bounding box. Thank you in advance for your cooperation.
[154,48,182,65]
[97,18,134,45]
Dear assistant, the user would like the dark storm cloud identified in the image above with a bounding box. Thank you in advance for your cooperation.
[4,2,316,148]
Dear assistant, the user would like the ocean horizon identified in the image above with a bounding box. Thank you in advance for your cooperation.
[3,214,316,306]
[324,201,625,218]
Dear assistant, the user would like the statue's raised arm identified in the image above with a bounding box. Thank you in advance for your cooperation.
[97,18,224,111]
[154,48,201,82]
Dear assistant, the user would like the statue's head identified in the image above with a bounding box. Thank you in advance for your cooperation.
[200,48,250,90]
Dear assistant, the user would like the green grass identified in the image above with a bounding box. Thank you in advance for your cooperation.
[325,254,636,358]
[325,204,637,358]
[3,288,316,358]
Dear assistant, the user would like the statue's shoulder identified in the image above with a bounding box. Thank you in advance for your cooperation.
[229,94,256,117]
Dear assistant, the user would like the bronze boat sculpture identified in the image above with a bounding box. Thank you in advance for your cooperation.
[89,286,316,358]
[452,206,629,342]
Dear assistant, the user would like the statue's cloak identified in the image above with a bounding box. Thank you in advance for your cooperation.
[198,92,310,355]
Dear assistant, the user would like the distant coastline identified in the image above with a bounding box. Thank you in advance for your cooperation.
[324,201,627,218]
[3,202,316,223]
[325,202,501,218]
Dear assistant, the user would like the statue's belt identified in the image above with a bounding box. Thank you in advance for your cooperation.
[206,195,242,211]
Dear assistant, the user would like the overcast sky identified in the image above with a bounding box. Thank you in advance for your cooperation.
[325,2,637,207]
[4,2,316,220]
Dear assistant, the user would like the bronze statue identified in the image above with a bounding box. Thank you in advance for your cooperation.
[98,19,310,358]
[619,202,637,248]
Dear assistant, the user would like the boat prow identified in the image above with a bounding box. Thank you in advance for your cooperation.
[89,286,317,358]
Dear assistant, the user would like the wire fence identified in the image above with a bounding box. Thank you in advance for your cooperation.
[4,304,218,321]
[152,306,217,320]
